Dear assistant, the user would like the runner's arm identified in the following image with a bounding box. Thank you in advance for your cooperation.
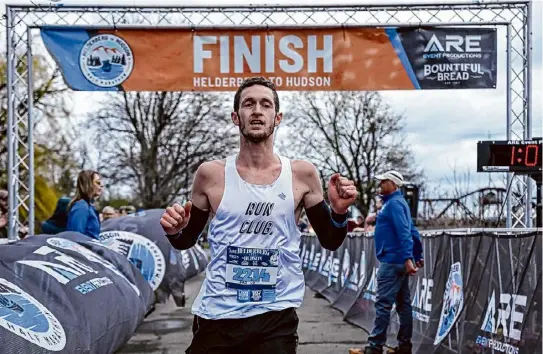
[166,164,211,250]
[298,162,348,251]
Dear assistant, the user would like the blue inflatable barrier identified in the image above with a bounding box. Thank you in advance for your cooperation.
[0,232,154,354]
[100,209,208,305]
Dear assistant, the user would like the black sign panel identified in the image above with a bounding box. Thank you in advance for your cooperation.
[477,140,542,173]
[397,27,497,89]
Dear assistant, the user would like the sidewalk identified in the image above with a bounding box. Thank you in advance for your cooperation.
[118,273,368,354]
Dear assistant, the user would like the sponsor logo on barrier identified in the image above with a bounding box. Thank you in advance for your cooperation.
[327,254,340,286]
[301,244,308,268]
[345,250,366,292]
[340,250,350,287]
[180,250,191,270]
[0,278,66,351]
[189,249,200,271]
[308,244,315,271]
[346,260,359,291]
[347,251,366,292]
[319,249,329,277]
[79,34,134,87]
[358,251,367,289]
[99,231,166,291]
[46,237,140,296]
[434,262,464,345]
[310,250,321,271]
[476,290,527,354]
[363,267,378,302]
[412,277,433,323]
[17,245,118,296]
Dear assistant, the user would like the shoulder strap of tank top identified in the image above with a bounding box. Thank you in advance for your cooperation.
[224,155,236,184]
[278,155,292,181]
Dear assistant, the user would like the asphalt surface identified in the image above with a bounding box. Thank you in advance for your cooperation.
[117,272,369,354]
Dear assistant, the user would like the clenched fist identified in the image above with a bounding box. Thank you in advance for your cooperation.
[160,201,192,235]
[328,173,358,214]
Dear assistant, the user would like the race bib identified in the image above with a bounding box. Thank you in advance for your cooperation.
[225,246,279,303]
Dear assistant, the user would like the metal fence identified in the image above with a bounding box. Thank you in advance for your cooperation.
[5,1,533,240]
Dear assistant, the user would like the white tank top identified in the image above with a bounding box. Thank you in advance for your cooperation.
[191,154,305,319]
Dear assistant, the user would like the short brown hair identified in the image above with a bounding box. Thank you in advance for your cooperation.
[233,77,280,113]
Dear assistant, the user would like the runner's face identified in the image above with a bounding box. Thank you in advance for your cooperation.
[234,85,281,143]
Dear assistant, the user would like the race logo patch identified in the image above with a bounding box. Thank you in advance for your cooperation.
[99,231,165,290]
[46,237,140,296]
[0,278,66,351]
[79,34,134,87]
[434,262,464,345]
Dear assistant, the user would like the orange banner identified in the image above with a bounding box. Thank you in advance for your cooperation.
[111,28,413,91]
[40,26,497,91]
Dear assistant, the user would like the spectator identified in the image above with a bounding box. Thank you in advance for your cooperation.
[66,170,103,239]
[0,189,7,239]
[352,216,365,232]
[364,197,383,232]
[357,170,423,354]
[41,197,71,234]
[347,217,359,232]
[119,205,136,216]
[101,206,117,221]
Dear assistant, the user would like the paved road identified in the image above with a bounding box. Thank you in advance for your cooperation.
[118,272,368,354]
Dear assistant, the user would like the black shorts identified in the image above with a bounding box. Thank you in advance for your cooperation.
[185,308,299,354]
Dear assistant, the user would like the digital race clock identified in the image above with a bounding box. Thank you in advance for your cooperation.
[477,140,542,173]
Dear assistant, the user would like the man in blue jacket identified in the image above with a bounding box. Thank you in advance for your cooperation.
[363,170,423,354]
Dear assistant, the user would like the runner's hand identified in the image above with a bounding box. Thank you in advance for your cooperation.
[328,173,358,214]
[160,201,192,235]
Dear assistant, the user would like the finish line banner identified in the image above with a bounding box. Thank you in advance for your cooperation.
[300,229,541,354]
[40,26,497,91]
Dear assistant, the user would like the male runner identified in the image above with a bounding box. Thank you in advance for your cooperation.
[160,76,358,354]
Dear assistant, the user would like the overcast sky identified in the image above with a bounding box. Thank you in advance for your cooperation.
[2,0,542,196]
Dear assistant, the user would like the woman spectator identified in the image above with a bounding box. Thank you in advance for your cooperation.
[41,197,71,234]
[66,170,103,239]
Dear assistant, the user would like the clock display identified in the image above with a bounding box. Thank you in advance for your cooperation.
[477,140,542,173]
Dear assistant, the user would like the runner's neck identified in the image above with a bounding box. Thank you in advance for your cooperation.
[237,138,278,170]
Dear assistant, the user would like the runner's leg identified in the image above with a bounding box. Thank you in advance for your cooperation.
[185,316,245,354]
[248,308,299,354]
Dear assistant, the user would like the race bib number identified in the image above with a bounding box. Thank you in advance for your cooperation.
[225,246,279,303]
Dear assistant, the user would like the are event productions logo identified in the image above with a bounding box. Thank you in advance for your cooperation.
[0,278,66,351]
[99,231,165,290]
[79,34,134,87]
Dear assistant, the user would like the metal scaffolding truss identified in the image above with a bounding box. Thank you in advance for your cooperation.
[5,1,533,240]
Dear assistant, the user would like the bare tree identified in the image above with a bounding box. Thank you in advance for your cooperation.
[0,53,70,181]
[87,91,238,208]
[279,91,422,216]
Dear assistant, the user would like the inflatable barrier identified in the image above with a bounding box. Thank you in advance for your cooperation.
[300,229,542,354]
[0,232,154,354]
[101,209,208,305]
